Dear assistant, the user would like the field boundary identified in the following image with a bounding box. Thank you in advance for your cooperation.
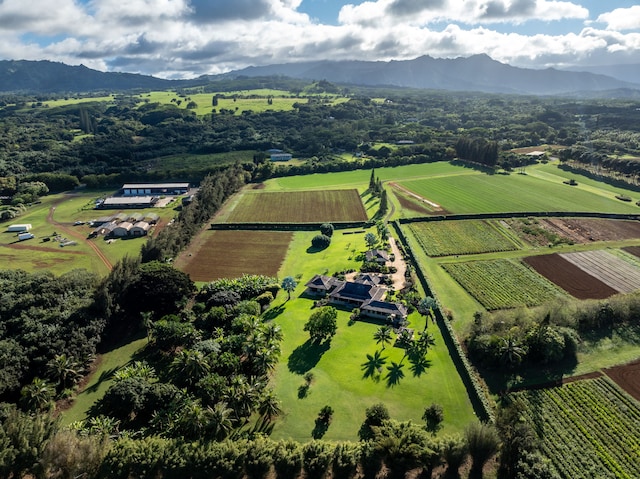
[210,221,368,231]
[400,211,640,224]
[392,220,495,422]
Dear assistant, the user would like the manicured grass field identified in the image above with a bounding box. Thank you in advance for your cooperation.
[441,259,564,310]
[399,171,640,214]
[511,377,640,479]
[408,220,521,257]
[268,229,477,441]
[178,230,293,282]
[225,189,368,223]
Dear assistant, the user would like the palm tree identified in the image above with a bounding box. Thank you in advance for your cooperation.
[170,349,211,386]
[466,422,500,478]
[418,297,437,325]
[209,401,234,440]
[262,322,283,345]
[373,326,393,350]
[415,331,436,353]
[47,353,81,390]
[499,337,525,369]
[20,377,55,412]
[281,276,297,301]
[258,389,282,421]
[385,361,405,387]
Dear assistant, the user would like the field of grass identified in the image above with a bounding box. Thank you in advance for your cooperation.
[178,230,293,281]
[61,336,148,425]
[147,151,255,173]
[511,377,640,479]
[441,259,564,310]
[268,229,477,441]
[399,171,640,214]
[408,220,521,257]
[224,189,368,223]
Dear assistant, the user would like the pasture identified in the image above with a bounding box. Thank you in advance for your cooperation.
[177,230,293,282]
[268,229,477,441]
[147,150,255,174]
[408,220,520,257]
[511,377,640,479]
[223,189,368,223]
[441,259,564,310]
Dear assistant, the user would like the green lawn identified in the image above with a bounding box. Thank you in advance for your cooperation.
[61,336,148,425]
[148,151,255,173]
[268,229,477,441]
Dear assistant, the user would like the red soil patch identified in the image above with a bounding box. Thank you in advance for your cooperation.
[523,253,618,299]
[181,230,292,282]
[604,359,640,402]
[544,219,640,243]
[623,246,640,259]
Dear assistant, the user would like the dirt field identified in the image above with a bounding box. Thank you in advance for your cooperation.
[511,218,640,246]
[560,250,640,293]
[180,230,293,282]
[225,189,367,223]
[623,246,640,259]
[604,359,640,402]
[523,254,618,299]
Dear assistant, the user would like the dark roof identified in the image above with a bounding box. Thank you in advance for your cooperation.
[362,300,408,317]
[366,249,390,262]
[330,281,385,303]
[355,273,381,285]
[305,274,341,291]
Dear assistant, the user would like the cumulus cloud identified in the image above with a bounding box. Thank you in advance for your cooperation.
[339,0,588,26]
[597,6,640,32]
[0,0,637,78]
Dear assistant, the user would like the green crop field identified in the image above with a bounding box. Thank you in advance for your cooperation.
[399,171,640,214]
[268,229,477,441]
[408,220,521,256]
[442,259,564,310]
[224,189,368,223]
[511,377,640,479]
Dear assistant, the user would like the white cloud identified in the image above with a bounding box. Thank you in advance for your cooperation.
[597,6,640,32]
[0,0,93,35]
[338,0,588,27]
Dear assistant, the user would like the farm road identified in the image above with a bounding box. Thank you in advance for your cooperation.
[47,199,113,271]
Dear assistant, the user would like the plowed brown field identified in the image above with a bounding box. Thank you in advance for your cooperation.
[181,230,292,282]
[226,189,367,223]
[605,359,640,402]
[523,254,617,299]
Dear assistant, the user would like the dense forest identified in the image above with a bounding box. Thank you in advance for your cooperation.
[2,79,640,478]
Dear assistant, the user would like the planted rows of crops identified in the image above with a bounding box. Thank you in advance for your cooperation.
[225,189,368,223]
[441,259,562,310]
[560,250,640,293]
[408,220,520,257]
[511,377,640,479]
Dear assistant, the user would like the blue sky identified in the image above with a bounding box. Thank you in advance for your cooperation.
[0,0,638,78]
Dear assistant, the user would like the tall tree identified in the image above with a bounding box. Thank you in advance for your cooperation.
[304,307,338,343]
[373,326,393,350]
[281,276,297,301]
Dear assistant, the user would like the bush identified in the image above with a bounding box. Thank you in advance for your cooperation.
[320,223,334,237]
[311,234,331,250]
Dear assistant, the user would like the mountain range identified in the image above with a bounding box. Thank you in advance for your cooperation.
[0,55,638,97]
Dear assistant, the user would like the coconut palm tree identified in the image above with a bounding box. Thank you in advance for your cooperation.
[258,389,282,421]
[170,349,211,386]
[499,337,525,369]
[361,350,388,380]
[373,326,393,350]
[20,377,55,412]
[47,353,81,390]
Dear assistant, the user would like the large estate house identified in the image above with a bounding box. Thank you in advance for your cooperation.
[305,274,408,325]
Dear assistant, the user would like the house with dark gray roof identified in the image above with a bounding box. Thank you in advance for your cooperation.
[365,249,390,264]
[304,274,407,324]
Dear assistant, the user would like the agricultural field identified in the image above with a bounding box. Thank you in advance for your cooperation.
[524,254,618,300]
[408,220,520,257]
[441,259,563,310]
[177,230,293,282]
[398,170,640,214]
[223,189,368,223]
[511,377,640,479]
[560,250,640,294]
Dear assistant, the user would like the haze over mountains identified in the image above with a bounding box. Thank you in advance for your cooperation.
[0,55,638,97]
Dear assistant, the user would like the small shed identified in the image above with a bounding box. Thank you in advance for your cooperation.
[111,222,133,237]
[130,221,151,236]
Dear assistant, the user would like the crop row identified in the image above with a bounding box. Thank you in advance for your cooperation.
[512,378,640,479]
[441,259,562,310]
[408,220,519,257]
